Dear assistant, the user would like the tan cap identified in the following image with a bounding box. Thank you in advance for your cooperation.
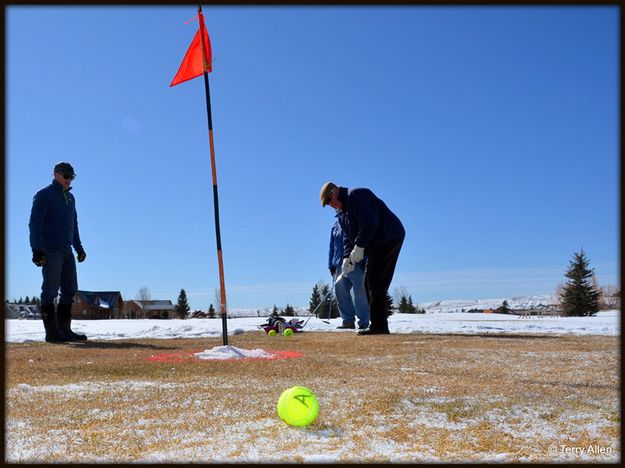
[320,182,337,207]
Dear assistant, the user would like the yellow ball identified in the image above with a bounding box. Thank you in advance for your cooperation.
[277,386,319,427]
[268,330,277,336]
[283,328,294,337]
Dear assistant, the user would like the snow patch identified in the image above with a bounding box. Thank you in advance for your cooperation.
[193,345,275,360]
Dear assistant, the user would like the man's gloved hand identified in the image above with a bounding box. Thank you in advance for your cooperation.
[349,246,365,265]
[32,250,46,267]
[329,266,336,277]
[77,249,87,263]
[341,258,355,276]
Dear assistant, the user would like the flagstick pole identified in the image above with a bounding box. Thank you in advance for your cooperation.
[198,4,228,346]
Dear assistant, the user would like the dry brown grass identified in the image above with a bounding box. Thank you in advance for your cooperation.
[5,331,620,463]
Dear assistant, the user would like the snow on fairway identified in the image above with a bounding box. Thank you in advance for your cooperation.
[194,345,275,360]
[5,310,619,343]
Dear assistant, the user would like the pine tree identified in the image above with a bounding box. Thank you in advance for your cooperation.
[309,284,322,316]
[175,289,190,319]
[24,296,30,304]
[495,300,511,314]
[398,294,409,313]
[284,304,295,316]
[327,293,340,318]
[207,304,216,318]
[271,305,280,317]
[559,249,601,317]
[408,295,417,313]
[385,292,394,317]
[318,284,330,318]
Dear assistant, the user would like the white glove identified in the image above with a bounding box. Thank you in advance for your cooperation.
[349,246,365,264]
[341,258,355,276]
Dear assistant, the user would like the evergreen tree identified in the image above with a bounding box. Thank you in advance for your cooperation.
[398,294,410,313]
[271,305,280,317]
[207,304,216,318]
[408,295,417,313]
[17,297,23,305]
[309,284,322,316]
[24,296,30,304]
[175,289,191,319]
[495,300,511,314]
[318,284,331,318]
[327,294,340,318]
[559,249,601,317]
[385,292,394,317]
[284,304,295,316]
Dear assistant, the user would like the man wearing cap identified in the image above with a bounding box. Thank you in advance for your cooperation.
[320,182,405,335]
[29,162,88,342]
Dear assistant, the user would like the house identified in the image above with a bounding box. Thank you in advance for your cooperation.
[5,303,41,319]
[72,291,124,319]
[123,300,176,319]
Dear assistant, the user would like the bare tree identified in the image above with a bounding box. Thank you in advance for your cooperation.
[137,286,151,302]
[214,288,223,314]
[552,282,567,305]
[601,285,620,310]
[393,286,410,305]
[592,273,604,309]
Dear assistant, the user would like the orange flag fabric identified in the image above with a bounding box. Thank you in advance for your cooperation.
[170,15,212,87]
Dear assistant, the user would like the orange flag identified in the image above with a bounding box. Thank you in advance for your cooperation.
[170,13,212,87]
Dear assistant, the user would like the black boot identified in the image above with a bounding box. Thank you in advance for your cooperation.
[56,303,87,341]
[337,322,355,329]
[41,304,67,343]
[357,327,390,335]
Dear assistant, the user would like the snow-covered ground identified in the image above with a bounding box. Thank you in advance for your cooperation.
[5,310,619,343]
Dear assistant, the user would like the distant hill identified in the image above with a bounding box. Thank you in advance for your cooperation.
[222,294,557,317]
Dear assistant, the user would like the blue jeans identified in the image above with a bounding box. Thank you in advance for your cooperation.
[41,246,77,305]
[334,264,370,329]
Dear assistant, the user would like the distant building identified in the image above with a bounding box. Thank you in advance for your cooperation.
[123,300,176,319]
[5,303,41,319]
[72,291,124,319]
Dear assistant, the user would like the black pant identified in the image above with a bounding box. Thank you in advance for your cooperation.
[364,238,404,331]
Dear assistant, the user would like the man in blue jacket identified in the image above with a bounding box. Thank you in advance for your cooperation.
[320,182,405,335]
[29,162,87,342]
[329,216,370,330]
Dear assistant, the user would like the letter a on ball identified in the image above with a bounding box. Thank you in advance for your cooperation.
[277,386,319,427]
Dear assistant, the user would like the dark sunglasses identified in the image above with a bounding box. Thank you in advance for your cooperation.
[56,172,75,180]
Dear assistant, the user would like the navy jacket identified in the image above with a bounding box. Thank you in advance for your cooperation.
[29,180,84,252]
[337,186,405,257]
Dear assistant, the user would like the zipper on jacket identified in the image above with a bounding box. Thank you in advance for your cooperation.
[63,191,69,205]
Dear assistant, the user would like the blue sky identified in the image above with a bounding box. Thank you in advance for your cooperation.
[5,6,619,310]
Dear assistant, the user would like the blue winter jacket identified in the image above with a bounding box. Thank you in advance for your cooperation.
[337,186,405,257]
[328,218,344,270]
[29,180,84,252]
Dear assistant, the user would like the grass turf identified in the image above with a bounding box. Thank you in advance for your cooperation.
[5,331,620,462]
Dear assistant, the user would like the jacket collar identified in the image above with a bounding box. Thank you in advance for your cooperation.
[337,186,349,209]
[51,179,72,192]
